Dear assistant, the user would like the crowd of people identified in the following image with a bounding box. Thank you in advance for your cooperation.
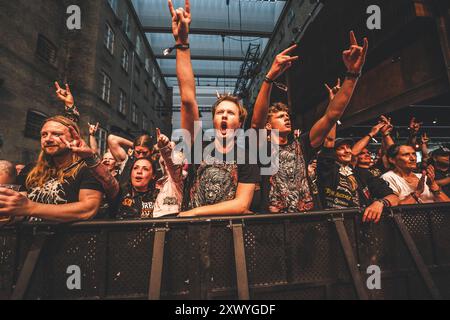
[0,0,449,225]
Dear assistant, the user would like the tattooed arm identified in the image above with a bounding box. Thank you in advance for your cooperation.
[89,163,120,200]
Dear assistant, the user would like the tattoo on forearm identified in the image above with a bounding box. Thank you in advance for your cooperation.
[90,164,119,199]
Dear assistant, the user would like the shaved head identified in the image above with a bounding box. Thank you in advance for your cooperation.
[0,160,16,184]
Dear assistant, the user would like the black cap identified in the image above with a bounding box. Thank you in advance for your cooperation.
[432,147,450,157]
[334,138,354,148]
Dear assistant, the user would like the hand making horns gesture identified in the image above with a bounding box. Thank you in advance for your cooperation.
[168,0,191,45]
[266,44,299,81]
[342,31,369,74]
[54,82,74,107]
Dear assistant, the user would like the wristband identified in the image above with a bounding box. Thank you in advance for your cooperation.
[381,198,391,207]
[410,192,420,203]
[84,153,101,168]
[345,71,361,79]
[264,76,274,84]
[431,188,442,196]
[264,77,288,92]
[163,44,190,56]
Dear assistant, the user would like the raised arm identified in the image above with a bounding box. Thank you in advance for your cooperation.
[157,128,183,183]
[169,0,199,144]
[352,122,384,156]
[251,44,299,129]
[310,31,368,148]
[420,133,430,164]
[324,124,337,149]
[54,82,80,122]
[62,127,120,200]
[380,116,395,150]
[407,117,421,147]
[88,122,100,155]
[107,134,133,163]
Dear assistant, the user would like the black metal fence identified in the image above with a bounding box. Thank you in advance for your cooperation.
[1,203,450,300]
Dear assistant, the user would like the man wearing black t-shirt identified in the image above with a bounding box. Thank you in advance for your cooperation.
[251,32,369,213]
[317,126,399,223]
[432,147,450,196]
[351,117,395,178]
[0,116,105,222]
[170,1,259,217]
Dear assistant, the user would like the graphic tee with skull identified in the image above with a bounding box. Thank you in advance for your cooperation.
[187,144,260,209]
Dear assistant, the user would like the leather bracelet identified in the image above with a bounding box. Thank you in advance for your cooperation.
[163,43,190,56]
[84,153,101,168]
[431,188,442,196]
[175,44,190,50]
[410,192,420,203]
[264,76,274,84]
[264,77,288,92]
[345,71,361,79]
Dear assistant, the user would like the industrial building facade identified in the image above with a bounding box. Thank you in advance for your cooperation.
[0,0,172,163]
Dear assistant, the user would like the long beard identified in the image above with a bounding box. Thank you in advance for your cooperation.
[43,147,71,160]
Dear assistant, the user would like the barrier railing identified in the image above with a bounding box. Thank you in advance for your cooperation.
[1,203,450,300]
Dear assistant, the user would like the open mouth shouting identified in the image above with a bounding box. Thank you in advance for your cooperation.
[134,176,143,183]
[219,121,229,136]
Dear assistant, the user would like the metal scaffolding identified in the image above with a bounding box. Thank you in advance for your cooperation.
[233,43,261,98]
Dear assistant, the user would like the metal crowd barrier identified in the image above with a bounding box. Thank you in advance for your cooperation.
[1,203,450,300]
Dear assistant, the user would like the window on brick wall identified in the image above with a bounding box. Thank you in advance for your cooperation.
[123,12,131,38]
[142,113,148,131]
[132,104,138,124]
[119,89,127,115]
[151,67,156,84]
[134,66,140,89]
[96,126,108,156]
[107,0,118,14]
[288,9,296,27]
[144,80,149,100]
[145,58,151,74]
[36,34,57,65]
[104,23,115,54]
[24,110,49,140]
[101,71,112,103]
[136,35,144,60]
[121,46,129,72]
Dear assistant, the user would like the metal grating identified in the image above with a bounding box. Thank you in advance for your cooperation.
[1,203,450,300]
